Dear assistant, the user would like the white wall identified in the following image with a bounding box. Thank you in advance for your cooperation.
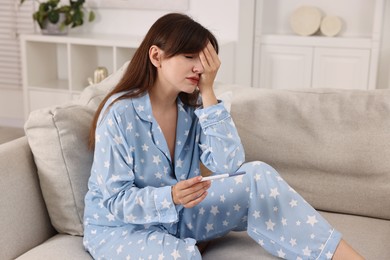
[2,0,390,127]
[0,0,241,127]
[378,0,390,89]
[78,0,240,41]
[78,0,241,85]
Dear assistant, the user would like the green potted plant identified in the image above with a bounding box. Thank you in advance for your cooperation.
[20,0,95,35]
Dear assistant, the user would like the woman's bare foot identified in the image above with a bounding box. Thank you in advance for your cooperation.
[332,239,364,260]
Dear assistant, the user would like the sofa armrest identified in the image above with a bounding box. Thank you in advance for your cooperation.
[0,137,56,260]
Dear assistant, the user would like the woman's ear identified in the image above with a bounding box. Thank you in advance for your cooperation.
[149,45,162,68]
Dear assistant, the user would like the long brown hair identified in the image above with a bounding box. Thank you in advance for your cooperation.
[89,13,219,149]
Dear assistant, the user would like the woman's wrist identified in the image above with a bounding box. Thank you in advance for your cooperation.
[200,87,218,108]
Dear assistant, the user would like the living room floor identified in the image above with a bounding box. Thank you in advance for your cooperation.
[0,126,25,144]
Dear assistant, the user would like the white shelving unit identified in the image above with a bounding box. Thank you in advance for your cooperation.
[253,0,385,90]
[20,33,236,119]
[20,33,142,118]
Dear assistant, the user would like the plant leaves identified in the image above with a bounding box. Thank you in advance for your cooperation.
[48,10,59,23]
[88,11,95,22]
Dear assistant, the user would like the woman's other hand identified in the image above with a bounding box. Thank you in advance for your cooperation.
[198,42,220,107]
[171,176,211,208]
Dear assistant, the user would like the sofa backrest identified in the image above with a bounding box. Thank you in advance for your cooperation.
[221,86,390,220]
[0,137,56,260]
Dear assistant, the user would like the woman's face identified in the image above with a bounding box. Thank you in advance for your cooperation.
[157,52,205,94]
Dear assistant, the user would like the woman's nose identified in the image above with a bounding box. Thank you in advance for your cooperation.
[193,58,204,74]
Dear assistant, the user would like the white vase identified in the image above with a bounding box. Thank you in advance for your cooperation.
[41,13,69,35]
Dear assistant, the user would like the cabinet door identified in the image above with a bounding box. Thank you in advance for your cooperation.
[258,45,313,89]
[312,47,370,89]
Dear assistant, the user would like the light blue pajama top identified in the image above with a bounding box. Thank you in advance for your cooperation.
[84,91,245,236]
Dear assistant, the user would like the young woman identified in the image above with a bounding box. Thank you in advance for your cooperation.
[83,13,364,259]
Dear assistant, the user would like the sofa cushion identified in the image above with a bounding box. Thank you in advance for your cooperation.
[16,234,92,259]
[221,86,390,220]
[202,211,390,260]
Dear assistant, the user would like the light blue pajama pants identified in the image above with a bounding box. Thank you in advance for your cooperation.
[84,161,342,260]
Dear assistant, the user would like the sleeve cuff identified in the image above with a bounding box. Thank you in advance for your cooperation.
[194,101,230,128]
[154,186,180,223]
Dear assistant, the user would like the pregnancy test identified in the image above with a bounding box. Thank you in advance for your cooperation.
[201,171,246,182]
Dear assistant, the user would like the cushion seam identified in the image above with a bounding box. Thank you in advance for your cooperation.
[51,109,84,231]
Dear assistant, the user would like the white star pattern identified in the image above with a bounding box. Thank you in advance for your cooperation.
[290,238,297,247]
[306,215,319,227]
[84,95,337,259]
[116,244,123,255]
[152,155,161,165]
[171,249,181,260]
[210,206,220,216]
[302,246,312,256]
[135,196,144,206]
[176,158,184,168]
[266,219,276,231]
[106,213,115,222]
[289,199,298,207]
[198,113,208,123]
[234,175,244,184]
[126,122,133,131]
[142,143,149,151]
[187,222,193,230]
[161,198,171,209]
[277,249,286,258]
[114,135,123,145]
[110,175,120,182]
[269,187,280,199]
[125,155,133,165]
[104,161,110,168]
[252,210,261,219]
[205,223,214,232]
[186,245,195,253]
[326,251,333,259]
[126,214,136,223]
[136,104,144,112]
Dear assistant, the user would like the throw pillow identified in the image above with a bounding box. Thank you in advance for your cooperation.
[24,62,128,235]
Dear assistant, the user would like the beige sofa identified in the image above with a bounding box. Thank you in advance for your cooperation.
[1,65,390,259]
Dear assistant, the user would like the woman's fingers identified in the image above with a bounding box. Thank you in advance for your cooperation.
[200,42,220,71]
[182,190,208,208]
[172,177,211,207]
[204,42,220,68]
[198,42,220,89]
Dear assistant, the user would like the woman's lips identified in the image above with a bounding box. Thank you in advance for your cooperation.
[187,77,199,85]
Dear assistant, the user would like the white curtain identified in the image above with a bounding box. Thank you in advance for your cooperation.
[0,0,34,89]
